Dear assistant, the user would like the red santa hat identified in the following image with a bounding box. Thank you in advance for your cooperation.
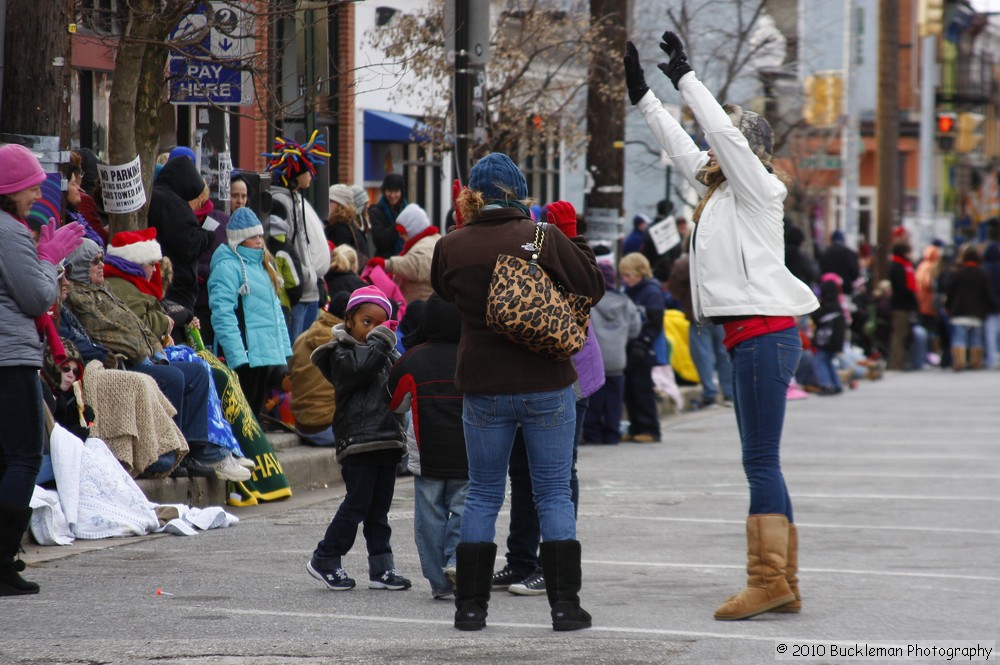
[106,227,163,265]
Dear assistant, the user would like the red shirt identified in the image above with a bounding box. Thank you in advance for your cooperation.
[721,316,797,351]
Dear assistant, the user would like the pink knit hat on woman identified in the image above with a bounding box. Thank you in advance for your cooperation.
[0,144,47,195]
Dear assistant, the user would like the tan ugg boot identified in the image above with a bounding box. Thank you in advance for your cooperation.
[969,347,984,370]
[714,514,794,620]
[952,346,967,371]
[769,522,800,613]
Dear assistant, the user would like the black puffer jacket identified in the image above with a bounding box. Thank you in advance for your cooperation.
[387,294,467,480]
[311,323,405,463]
[148,157,214,313]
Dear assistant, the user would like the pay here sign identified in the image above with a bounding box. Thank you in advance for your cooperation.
[167,2,254,106]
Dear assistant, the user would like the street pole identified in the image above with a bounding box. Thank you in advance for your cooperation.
[917,33,937,238]
[453,0,471,183]
[875,0,899,285]
[841,2,862,248]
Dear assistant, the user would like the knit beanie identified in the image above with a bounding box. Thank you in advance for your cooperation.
[350,185,370,210]
[347,284,394,320]
[395,203,430,237]
[723,104,773,162]
[106,227,162,265]
[468,152,528,201]
[381,173,405,193]
[328,183,355,208]
[598,262,617,290]
[227,207,264,249]
[0,144,47,195]
[168,146,196,162]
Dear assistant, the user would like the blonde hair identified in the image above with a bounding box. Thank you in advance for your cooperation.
[618,252,652,279]
[456,187,534,223]
[330,244,358,273]
[263,247,283,294]
[328,202,357,226]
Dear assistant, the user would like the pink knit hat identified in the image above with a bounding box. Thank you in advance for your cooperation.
[347,284,395,320]
[0,144,47,195]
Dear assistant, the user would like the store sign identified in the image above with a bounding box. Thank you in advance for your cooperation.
[167,2,254,106]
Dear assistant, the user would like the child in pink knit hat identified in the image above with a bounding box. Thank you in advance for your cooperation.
[306,284,410,592]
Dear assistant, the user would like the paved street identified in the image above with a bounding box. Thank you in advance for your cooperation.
[3,369,998,664]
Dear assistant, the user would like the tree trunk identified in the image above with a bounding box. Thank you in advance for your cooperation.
[107,1,179,235]
[585,0,626,233]
[0,0,71,140]
[874,0,899,284]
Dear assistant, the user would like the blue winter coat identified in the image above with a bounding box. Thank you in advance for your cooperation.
[208,244,292,369]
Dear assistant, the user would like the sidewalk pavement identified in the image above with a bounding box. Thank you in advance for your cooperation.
[7,368,998,664]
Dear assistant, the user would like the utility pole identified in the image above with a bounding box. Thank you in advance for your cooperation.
[874,0,899,284]
[453,0,471,182]
[841,1,862,248]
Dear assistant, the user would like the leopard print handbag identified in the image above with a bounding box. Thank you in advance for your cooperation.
[486,222,591,361]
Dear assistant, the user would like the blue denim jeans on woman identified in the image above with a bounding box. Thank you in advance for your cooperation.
[730,327,800,521]
[461,386,577,544]
[413,475,468,595]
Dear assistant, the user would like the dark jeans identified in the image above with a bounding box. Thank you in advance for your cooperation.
[505,398,587,573]
[314,462,397,559]
[731,328,800,520]
[584,374,624,444]
[132,361,224,462]
[0,367,44,506]
[624,361,659,438]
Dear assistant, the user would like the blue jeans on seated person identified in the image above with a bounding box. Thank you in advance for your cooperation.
[461,386,577,545]
[296,426,335,447]
[730,328,800,521]
[413,475,467,594]
[814,349,842,391]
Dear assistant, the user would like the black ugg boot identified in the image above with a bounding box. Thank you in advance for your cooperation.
[540,539,591,631]
[0,503,39,596]
[454,542,497,631]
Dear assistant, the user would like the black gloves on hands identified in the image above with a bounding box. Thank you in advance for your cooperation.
[656,31,693,90]
[623,41,649,106]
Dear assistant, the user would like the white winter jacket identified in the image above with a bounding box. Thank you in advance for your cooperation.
[269,188,331,303]
[636,74,817,323]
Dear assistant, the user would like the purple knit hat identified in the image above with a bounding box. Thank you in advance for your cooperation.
[0,144,46,195]
[347,284,394,320]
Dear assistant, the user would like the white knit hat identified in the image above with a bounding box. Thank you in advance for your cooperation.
[395,203,430,237]
[328,183,355,208]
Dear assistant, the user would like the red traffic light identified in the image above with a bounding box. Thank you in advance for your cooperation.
[937,113,956,133]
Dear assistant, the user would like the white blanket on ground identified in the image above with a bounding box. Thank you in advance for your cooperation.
[29,425,238,546]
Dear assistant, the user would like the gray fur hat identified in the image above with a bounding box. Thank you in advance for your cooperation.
[723,104,773,162]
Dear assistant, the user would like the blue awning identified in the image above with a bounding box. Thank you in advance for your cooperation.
[364,109,429,143]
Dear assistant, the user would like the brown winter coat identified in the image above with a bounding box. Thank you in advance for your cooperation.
[289,309,341,431]
[430,207,605,394]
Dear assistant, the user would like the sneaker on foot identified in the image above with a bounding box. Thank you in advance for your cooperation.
[307,560,356,591]
[369,569,411,590]
[508,569,546,596]
[444,565,457,590]
[234,456,257,470]
[491,565,527,590]
[210,454,252,482]
[432,588,454,600]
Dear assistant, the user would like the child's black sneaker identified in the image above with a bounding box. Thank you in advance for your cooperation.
[508,569,546,596]
[369,569,411,590]
[491,565,527,590]
[307,559,356,591]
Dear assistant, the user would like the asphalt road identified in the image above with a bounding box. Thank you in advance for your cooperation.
[3,368,998,665]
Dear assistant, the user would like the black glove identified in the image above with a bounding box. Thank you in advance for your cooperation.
[656,31,693,90]
[623,41,650,106]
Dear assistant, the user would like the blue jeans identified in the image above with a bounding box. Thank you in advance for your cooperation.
[504,398,586,572]
[950,323,983,349]
[984,313,1000,368]
[690,322,733,401]
[290,300,319,343]
[814,350,842,391]
[730,328,800,521]
[584,375,624,444]
[413,475,468,594]
[315,462,397,560]
[461,386,577,544]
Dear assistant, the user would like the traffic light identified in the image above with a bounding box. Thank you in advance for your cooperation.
[803,73,843,126]
[956,112,985,153]
[918,0,944,37]
[937,112,956,150]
